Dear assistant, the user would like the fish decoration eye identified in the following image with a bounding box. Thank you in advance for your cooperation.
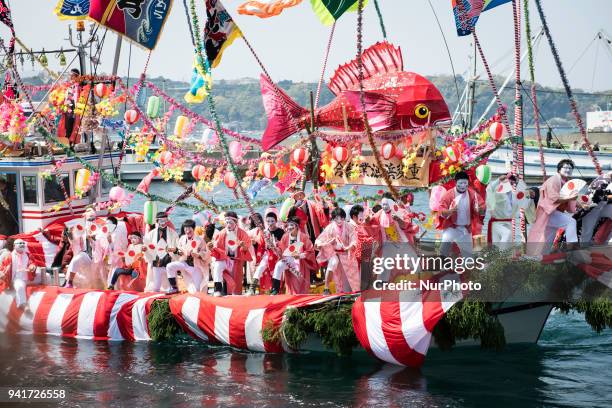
[414,104,430,119]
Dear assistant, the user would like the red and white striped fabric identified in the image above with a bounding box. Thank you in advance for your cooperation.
[169,293,340,352]
[351,277,463,368]
[576,251,612,289]
[0,286,166,341]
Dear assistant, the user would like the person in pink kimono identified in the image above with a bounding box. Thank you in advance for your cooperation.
[527,159,578,252]
[315,207,359,294]
[370,193,418,244]
[65,208,107,289]
[271,216,317,295]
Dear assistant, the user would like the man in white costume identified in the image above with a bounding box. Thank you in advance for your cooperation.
[144,212,179,292]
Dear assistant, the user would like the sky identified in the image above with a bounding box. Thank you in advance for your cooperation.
[3,0,612,91]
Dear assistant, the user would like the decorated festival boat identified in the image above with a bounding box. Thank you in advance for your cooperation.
[0,0,610,371]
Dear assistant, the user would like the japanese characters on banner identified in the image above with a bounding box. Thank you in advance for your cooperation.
[88,0,173,50]
[329,154,430,188]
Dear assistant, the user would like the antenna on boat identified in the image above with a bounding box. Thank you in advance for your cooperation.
[67,21,97,75]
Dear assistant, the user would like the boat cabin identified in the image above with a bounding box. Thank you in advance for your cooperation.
[0,152,120,235]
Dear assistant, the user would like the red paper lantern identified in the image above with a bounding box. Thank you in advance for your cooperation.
[332,146,349,162]
[94,83,109,98]
[224,172,237,189]
[292,148,309,165]
[489,122,506,141]
[191,164,206,181]
[262,162,277,179]
[159,151,173,165]
[124,109,139,125]
[381,142,396,160]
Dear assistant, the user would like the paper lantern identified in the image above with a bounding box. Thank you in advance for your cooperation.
[444,146,460,162]
[109,186,125,202]
[174,115,189,137]
[279,197,295,222]
[429,185,446,212]
[201,128,218,146]
[143,201,157,225]
[332,146,349,163]
[475,164,491,185]
[395,148,404,159]
[191,164,206,181]
[147,96,161,118]
[261,162,277,179]
[229,140,244,161]
[224,172,237,189]
[292,148,309,164]
[75,168,91,192]
[94,83,109,98]
[381,143,396,160]
[489,122,506,141]
[124,109,139,125]
[159,151,173,165]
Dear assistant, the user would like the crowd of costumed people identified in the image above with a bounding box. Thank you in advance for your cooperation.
[1,162,610,308]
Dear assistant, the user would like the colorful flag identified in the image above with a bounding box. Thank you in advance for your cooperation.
[204,0,242,68]
[452,0,512,36]
[309,0,366,26]
[184,53,213,104]
[54,0,90,20]
[88,0,173,50]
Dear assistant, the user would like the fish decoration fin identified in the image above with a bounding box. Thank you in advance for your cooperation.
[342,90,397,131]
[328,41,404,96]
[260,74,308,151]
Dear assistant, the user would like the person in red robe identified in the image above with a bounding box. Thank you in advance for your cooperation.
[288,190,329,243]
[271,216,317,295]
[248,211,285,295]
[210,211,252,296]
[437,171,485,257]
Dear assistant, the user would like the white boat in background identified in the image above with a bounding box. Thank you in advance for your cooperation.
[487,143,611,181]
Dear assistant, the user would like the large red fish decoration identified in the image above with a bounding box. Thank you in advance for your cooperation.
[260,42,451,151]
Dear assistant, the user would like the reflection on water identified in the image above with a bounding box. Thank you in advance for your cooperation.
[0,313,610,407]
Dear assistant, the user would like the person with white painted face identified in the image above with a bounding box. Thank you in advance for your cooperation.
[438,171,485,257]
[247,212,285,296]
[528,159,578,250]
[143,212,179,292]
[165,219,210,294]
[0,239,36,308]
[210,211,252,296]
[65,208,106,288]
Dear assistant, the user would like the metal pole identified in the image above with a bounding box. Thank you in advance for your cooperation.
[111,34,122,76]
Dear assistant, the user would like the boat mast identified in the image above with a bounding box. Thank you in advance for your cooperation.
[466,41,477,130]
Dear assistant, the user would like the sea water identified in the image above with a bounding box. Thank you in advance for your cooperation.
[0,312,609,407]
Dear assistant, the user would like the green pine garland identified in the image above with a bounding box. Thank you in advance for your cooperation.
[148,299,183,341]
[262,300,359,356]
